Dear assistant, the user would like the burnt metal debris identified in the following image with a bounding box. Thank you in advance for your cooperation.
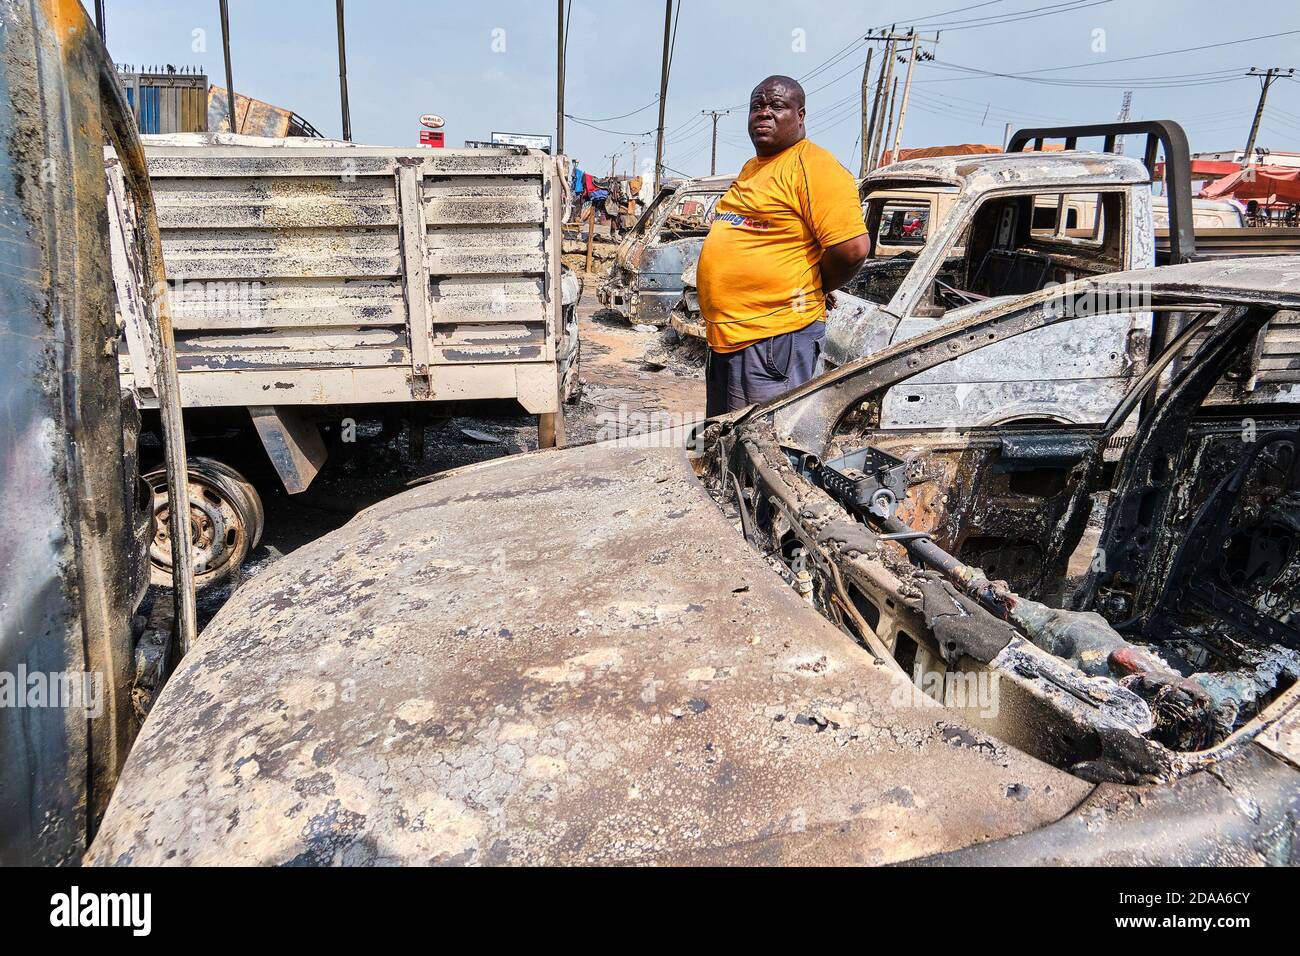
[598,175,733,327]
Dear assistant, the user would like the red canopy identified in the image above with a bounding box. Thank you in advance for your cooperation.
[1200,164,1300,205]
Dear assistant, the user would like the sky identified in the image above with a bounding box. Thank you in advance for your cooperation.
[101,0,1300,178]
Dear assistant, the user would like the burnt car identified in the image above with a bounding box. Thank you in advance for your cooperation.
[597,175,732,327]
[90,260,1300,865]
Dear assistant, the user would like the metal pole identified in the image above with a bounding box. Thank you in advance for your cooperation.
[653,0,673,190]
[712,111,722,175]
[858,46,873,176]
[890,33,919,161]
[94,0,106,42]
[881,76,899,165]
[867,37,896,171]
[702,110,727,176]
[556,0,565,154]
[1243,68,1279,164]
[336,0,352,141]
[219,0,236,132]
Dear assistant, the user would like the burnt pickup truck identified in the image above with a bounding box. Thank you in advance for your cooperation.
[597,174,732,326]
[109,133,581,588]
[675,123,1300,431]
[89,258,1300,866]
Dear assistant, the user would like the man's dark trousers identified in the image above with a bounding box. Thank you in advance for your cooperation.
[705,320,824,418]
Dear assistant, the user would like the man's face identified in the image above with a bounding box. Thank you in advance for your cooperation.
[748,81,805,156]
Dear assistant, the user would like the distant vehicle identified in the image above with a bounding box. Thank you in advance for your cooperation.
[597,175,733,326]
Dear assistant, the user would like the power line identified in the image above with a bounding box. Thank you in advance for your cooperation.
[567,116,657,136]
[931,28,1300,81]
[796,1,1005,85]
[567,97,659,123]
[922,62,1249,89]
[914,0,1114,31]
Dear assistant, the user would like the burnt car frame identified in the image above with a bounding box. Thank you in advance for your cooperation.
[705,259,1300,789]
[91,258,1300,865]
[597,175,733,327]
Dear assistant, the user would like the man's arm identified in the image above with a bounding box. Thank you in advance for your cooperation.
[819,233,871,293]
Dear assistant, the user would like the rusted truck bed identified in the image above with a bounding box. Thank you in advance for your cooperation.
[112,134,574,432]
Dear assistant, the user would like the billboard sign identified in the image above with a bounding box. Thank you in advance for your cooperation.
[490,131,552,153]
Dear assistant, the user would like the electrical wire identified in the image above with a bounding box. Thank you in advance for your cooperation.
[930,29,1300,81]
[914,0,1114,32]
[567,98,659,123]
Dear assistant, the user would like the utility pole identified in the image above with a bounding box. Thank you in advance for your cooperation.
[866,35,896,172]
[858,47,873,177]
[219,0,236,132]
[883,30,935,165]
[654,0,674,190]
[863,30,936,171]
[890,32,920,163]
[1243,67,1295,164]
[702,109,729,175]
[94,0,105,42]
[556,0,566,154]
[1114,90,1132,154]
[336,0,352,141]
[881,76,899,165]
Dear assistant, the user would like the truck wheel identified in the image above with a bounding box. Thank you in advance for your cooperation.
[143,457,265,590]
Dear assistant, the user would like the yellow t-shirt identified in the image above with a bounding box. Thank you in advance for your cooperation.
[697,138,866,353]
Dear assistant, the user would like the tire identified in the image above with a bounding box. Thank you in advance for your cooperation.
[143,457,264,590]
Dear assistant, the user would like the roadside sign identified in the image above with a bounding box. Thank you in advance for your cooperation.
[420,113,445,129]
[419,130,445,148]
[491,131,552,153]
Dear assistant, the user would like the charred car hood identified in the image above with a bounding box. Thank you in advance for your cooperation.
[90,445,1088,865]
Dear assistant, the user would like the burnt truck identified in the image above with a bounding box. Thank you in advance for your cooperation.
[109,133,580,587]
[597,174,733,326]
[675,123,1296,429]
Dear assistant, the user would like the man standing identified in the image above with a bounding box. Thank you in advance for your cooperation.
[697,75,870,416]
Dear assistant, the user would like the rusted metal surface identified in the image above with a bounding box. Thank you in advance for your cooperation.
[96,26,199,655]
[89,446,1089,865]
[1,0,185,863]
[704,262,1300,800]
[207,85,319,139]
[915,744,1299,865]
[111,134,569,415]
[825,152,1154,371]
[248,406,327,493]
